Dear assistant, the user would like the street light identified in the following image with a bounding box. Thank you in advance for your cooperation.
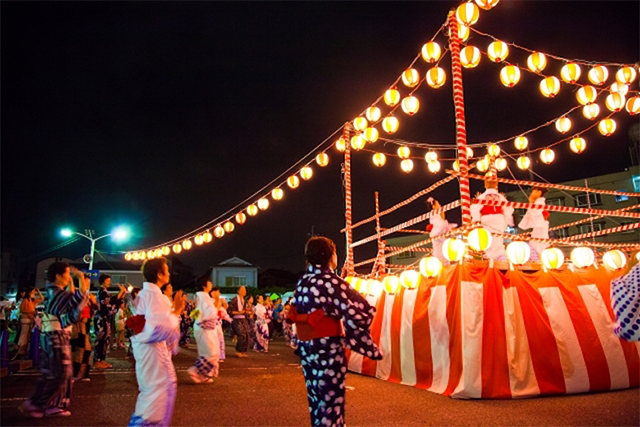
[60,226,130,270]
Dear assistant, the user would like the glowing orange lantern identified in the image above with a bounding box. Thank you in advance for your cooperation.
[401,96,420,115]
[382,116,399,134]
[365,106,381,122]
[366,279,383,297]
[616,66,637,85]
[426,67,446,88]
[452,160,460,172]
[203,231,213,243]
[384,88,401,107]
[383,275,401,294]
[272,188,284,200]
[514,136,528,151]
[442,238,466,262]
[425,151,438,163]
[138,251,146,260]
[541,248,564,270]
[125,252,133,261]
[603,250,627,271]
[363,127,379,143]
[576,85,598,105]
[351,134,366,150]
[488,40,509,62]
[540,148,555,164]
[555,117,572,133]
[487,143,500,157]
[427,160,441,173]
[588,65,609,85]
[162,246,171,255]
[195,234,204,245]
[517,156,530,170]
[560,63,581,84]
[300,166,313,181]
[494,157,507,171]
[610,82,629,96]
[235,212,247,225]
[214,226,225,238]
[400,270,420,289]
[419,256,442,278]
[477,158,489,172]
[257,198,270,210]
[570,137,586,154]
[540,76,561,98]
[475,0,499,10]
[421,42,441,63]
[626,96,640,115]
[397,145,411,159]
[456,2,480,26]
[182,239,192,250]
[605,93,625,112]
[451,23,471,42]
[598,119,616,136]
[571,247,595,268]
[401,159,414,173]
[145,250,155,260]
[506,241,530,265]
[467,227,492,252]
[465,146,474,158]
[372,153,386,167]
[500,65,520,87]
[247,204,259,216]
[582,103,600,120]
[132,252,141,261]
[335,138,346,152]
[315,153,329,167]
[527,52,547,73]
[402,68,420,88]
[287,175,300,189]
[460,46,481,68]
[353,117,368,132]
[223,222,234,233]
[172,244,182,254]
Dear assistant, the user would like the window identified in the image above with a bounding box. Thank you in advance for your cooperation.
[546,197,565,206]
[578,222,604,234]
[225,276,247,287]
[397,251,415,259]
[574,193,602,207]
[556,228,570,238]
[111,275,128,285]
[633,175,640,193]
[615,190,628,202]
[620,221,639,234]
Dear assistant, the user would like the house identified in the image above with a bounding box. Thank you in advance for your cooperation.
[211,257,258,288]
[258,268,298,289]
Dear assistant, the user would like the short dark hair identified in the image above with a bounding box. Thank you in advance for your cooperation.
[532,186,549,196]
[98,274,111,285]
[142,258,168,283]
[83,273,91,279]
[304,236,336,267]
[210,286,220,293]
[46,262,69,283]
[196,274,211,290]
[160,283,172,294]
[131,287,142,298]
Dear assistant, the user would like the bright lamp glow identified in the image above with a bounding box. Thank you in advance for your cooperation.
[111,226,130,242]
[61,228,73,237]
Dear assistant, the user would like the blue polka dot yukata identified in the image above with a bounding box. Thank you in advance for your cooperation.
[293,265,382,427]
[611,264,640,341]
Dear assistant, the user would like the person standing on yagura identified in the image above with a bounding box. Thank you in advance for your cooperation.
[288,236,382,427]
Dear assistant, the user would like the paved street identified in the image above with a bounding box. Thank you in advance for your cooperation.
[1,338,639,426]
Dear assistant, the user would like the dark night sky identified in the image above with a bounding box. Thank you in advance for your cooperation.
[2,1,639,276]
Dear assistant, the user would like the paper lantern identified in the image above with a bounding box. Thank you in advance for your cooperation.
[603,250,627,271]
[452,160,460,171]
[514,136,528,151]
[540,76,561,98]
[527,52,547,73]
[383,275,401,294]
[610,82,629,96]
[500,65,520,87]
[147,250,155,259]
[475,0,499,10]
[426,67,446,88]
[353,117,368,132]
[541,248,565,270]
[605,93,625,112]
[425,151,438,163]
[616,66,637,85]
[427,160,441,173]
[400,270,420,289]
[160,246,170,256]
[384,88,401,107]
[315,153,329,167]
[588,65,609,85]
[172,244,182,254]
[560,63,581,84]
[569,137,586,154]
[350,134,366,150]
[540,148,555,164]
[402,68,420,88]
[488,40,509,62]
[494,157,507,171]
[401,159,414,173]
[366,279,383,296]
[576,85,598,105]
[397,145,411,159]
[382,116,399,134]
[598,119,616,136]
[442,238,466,262]
[300,166,313,181]
[138,251,146,260]
[456,2,480,26]
[487,143,500,157]
[223,222,234,233]
[372,152,386,167]
[467,227,492,252]
[626,96,640,115]
[506,241,530,265]
[125,252,133,261]
[257,197,270,210]
[421,41,441,63]
[155,248,164,258]
[345,276,356,290]
[571,247,595,268]
[335,138,346,152]
[287,175,300,189]
[401,96,420,115]
[214,226,225,238]
[195,234,204,245]
[582,103,600,120]
[460,46,481,68]
[555,117,572,134]
[517,156,530,170]
[477,158,489,172]
[132,252,141,261]
[247,204,259,216]
[451,23,470,42]
[272,188,284,200]
[465,146,474,158]
[182,239,192,250]
[365,106,381,123]
[352,278,366,295]
[203,231,213,243]
[235,212,247,225]
[419,256,442,278]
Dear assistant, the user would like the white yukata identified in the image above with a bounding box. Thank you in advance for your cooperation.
[129,282,180,427]
[190,292,220,381]
[518,197,549,261]
[471,188,514,260]
[217,306,231,360]
[429,214,457,264]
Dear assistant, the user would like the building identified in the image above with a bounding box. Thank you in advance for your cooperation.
[258,268,298,289]
[210,257,258,288]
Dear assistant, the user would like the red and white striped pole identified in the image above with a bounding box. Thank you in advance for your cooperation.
[342,123,355,277]
[448,11,472,225]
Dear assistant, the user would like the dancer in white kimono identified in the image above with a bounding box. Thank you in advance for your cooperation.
[187,274,220,383]
[518,186,549,262]
[210,289,231,361]
[128,258,184,427]
[426,197,457,263]
[471,177,514,260]
[253,295,269,352]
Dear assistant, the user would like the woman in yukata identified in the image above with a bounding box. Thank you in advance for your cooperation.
[253,295,270,352]
[187,274,220,384]
[245,295,256,350]
[288,236,382,427]
[210,286,231,362]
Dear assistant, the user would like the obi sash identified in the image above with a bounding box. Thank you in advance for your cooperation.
[481,205,503,215]
[125,314,146,335]
[286,306,344,341]
[197,318,221,330]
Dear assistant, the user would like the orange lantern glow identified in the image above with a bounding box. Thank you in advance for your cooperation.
[203,231,213,243]
[425,151,438,163]
[487,143,500,157]
[247,204,259,216]
[257,197,270,210]
[384,88,401,107]
[626,96,640,115]
[400,270,420,289]
[527,52,547,73]
[235,212,247,225]
[421,41,442,63]
[571,247,595,268]
[506,241,530,265]
[452,160,460,172]
[132,252,141,261]
[426,67,446,88]
[223,221,235,233]
[500,65,520,87]
[401,159,414,173]
[560,63,581,83]
[125,252,133,261]
[475,0,499,10]
[570,137,586,154]
[363,127,379,143]
[582,103,600,120]
[541,248,564,270]
[494,157,507,171]
[555,117,572,134]
[182,239,192,250]
[397,145,411,159]
[442,238,466,262]
[465,146,474,158]
[195,234,204,245]
[172,244,182,254]
[365,106,381,123]
[598,119,616,136]
[605,93,625,112]
[272,188,284,200]
[366,279,383,297]
[315,153,329,167]
[214,226,225,238]
[610,82,629,96]
[300,166,313,181]
[351,134,366,150]
[467,227,492,252]
[335,137,346,152]
[451,23,471,42]
[372,152,386,167]
[456,2,480,26]
[588,65,609,85]
[488,40,509,62]
[616,66,637,85]
[576,85,598,105]
[514,136,528,151]
[353,117,368,132]
[383,275,401,294]
[540,148,555,164]
[540,76,561,98]
[460,46,481,68]
[287,175,300,189]
[427,160,441,173]
[517,155,530,170]
[402,68,420,88]
[419,256,442,278]
[401,96,420,115]
[602,250,627,271]
[476,158,489,172]
[147,250,156,259]
[382,116,399,134]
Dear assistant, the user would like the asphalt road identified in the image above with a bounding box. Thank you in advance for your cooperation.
[1,338,638,427]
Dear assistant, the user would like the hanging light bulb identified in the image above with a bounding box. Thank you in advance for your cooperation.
[383,275,401,294]
[400,270,420,289]
[626,96,640,115]
[272,188,284,200]
[487,143,500,157]
[610,81,629,96]
[465,146,474,158]
[442,238,466,262]
[401,159,414,173]
[195,234,204,245]
[384,88,401,107]
[350,134,366,150]
[419,256,443,278]
[247,204,259,216]
[257,197,270,210]
[182,239,192,250]
[616,66,637,85]
[456,2,480,26]
[555,117,572,133]
[560,63,581,84]
[335,137,346,152]
[500,65,520,87]
[372,152,386,167]
[477,158,489,172]
[527,52,547,73]
[172,244,182,254]
[506,241,531,265]
[287,175,300,189]
[602,250,627,271]
[353,117,368,132]
[315,153,329,167]
[402,68,420,88]
[235,212,247,225]
[588,65,609,86]
[514,136,528,151]
[540,148,555,164]
[161,246,170,255]
[475,0,499,10]
[363,127,379,143]
[223,221,235,233]
[598,119,616,136]
[426,67,446,88]
[397,145,411,159]
[467,227,493,252]
[576,85,598,105]
[382,116,399,134]
[453,23,471,42]
[571,247,595,268]
[425,151,438,163]
[366,279,383,297]
[460,46,481,68]
[427,160,441,173]
[365,106,381,123]
[421,41,442,63]
[300,166,313,180]
[540,76,561,98]
[582,103,600,120]
[570,137,586,154]
[145,250,155,260]
[605,93,626,112]
[453,160,460,171]
[494,157,507,171]
[517,155,530,170]
[401,96,420,115]
[125,252,133,261]
[541,248,564,270]
[132,252,141,261]
[488,40,509,62]
[214,226,225,238]
[203,231,213,243]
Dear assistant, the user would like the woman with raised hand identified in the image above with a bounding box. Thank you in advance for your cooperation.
[187,273,220,384]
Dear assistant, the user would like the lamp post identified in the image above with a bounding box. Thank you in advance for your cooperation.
[60,227,130,270]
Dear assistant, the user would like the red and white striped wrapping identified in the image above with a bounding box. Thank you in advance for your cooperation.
[347,262,639,399]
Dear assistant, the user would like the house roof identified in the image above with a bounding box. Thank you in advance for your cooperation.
[215,256,256,267]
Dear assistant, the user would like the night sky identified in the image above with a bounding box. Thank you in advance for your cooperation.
[2,1,639,276]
